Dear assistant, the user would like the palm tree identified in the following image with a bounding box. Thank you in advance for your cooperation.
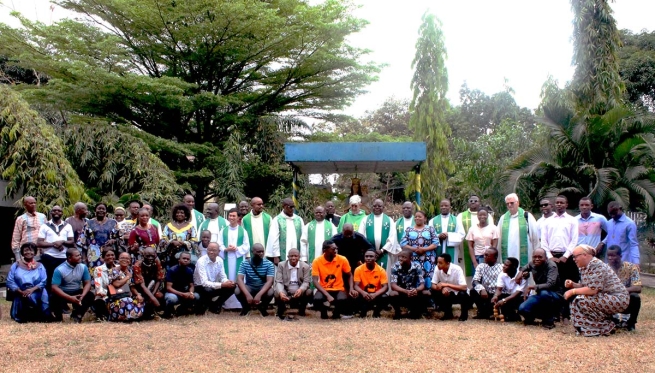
[506,82,655,215]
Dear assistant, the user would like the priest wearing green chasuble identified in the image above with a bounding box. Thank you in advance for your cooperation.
[198,203,228,243]
[300,206,337,264]
[266,198,304,265]
[496,193,539,267]
[337,195,367,233]
[218,208,250,309]
[241,197,272,258]
[428,200,465,265]
[396,201,416,245]
[184,194,205,231]
[358,199,400,271]
[457,195,494,276]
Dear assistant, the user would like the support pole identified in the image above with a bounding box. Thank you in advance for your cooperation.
[415,163,422,210]
[292,167,299,213]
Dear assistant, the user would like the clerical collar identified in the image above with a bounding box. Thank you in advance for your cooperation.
[441,213,450,217]
[468,209,478,214]
[229,225,238,230]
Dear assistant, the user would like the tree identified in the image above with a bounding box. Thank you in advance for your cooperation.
[0,85,87,215]
[506,78,655,214]
[408,12,452,215]
[619,29,655,110]
[360,97,413,137]
[0,0,380,206]
[570,0,625,116]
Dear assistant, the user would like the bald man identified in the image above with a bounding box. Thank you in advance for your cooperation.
[66,202,88,262]
[199,203,229,243]
[11,196,46,261]
[428,199,465,264]
[274,248,312,319]
[266,198,304,265]
[183,194,205,230]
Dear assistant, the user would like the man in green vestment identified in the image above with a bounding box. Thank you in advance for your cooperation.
[429,200,465,264]
[497,193,539,267]
[300,206,337,264]
[198,203,228,243]
[457,195,494,276]
[183,194,205,231]
[242,197,272,258]
[266,198,304,265]
[337,195,367,233]
[358,199,399,271]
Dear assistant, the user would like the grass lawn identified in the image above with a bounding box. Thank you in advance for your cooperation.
[1,288,653,373]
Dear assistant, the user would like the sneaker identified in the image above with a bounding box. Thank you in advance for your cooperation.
[281,315,298,322]
[340,314,354,319]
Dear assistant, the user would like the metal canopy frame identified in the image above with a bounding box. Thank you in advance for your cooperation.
[285,142,427,208]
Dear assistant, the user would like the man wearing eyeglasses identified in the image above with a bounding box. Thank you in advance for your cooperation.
[496,193,538,267]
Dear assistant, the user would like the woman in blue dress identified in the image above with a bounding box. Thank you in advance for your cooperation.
[85,203,119,269]
[400,210,439,288]
[6,243,50,322]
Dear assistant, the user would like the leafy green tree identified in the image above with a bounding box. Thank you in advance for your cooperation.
[619,29,655,109]
[408,12,452,215]
[0,0,380,206]
[0,85,87,215]
[360,97,412,137]
[570,0,625,116]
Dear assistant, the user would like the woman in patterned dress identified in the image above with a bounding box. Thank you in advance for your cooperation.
[564,244,629,337]
[159,204,198,269]
[106,252,145,321]
[400,210,439,288]
[85,203,119,269]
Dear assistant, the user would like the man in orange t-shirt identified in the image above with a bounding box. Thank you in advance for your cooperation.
[354,249,389,318]
[312,240,358,319]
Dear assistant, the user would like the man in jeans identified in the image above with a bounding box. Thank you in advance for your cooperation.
[50,248,95,322]
[274,248,312,320]
[235,243,275,316]
[517,248,562,329]
[163,252,199,318]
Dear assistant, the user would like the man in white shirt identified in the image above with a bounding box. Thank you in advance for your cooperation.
[193,243,236,314]
[535,198,554,241]
[496,193,539,267]
[218,208,250,309]
[428,199,465,264]
[430,253,470,321]
[266,198,304,265]
[36,205,75,292]
[358,199,399,271]
[300,206,337,264]
[541,195,579,324]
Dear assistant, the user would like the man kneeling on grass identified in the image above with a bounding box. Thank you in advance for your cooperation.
[389,249,427,320]
[164,252,199,318]
[236,243,275,317]
[193,243,236,314]
[274,248,312,321]
[491,257,525,321]
[431,253,470,321]
[312,240,358,319]
[50,248,95,323]
[517,248,561,329]
[354,249,389,318]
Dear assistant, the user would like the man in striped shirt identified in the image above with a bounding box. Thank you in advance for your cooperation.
[11,196,46,261]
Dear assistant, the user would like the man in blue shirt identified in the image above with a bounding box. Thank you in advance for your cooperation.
[164,252,199,318]
[235,243,275,316]
[596,201,640,266]
[50,248,94,322]
[576,197,607,252]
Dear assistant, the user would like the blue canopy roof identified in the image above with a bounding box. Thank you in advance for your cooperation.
[285,142,426,174]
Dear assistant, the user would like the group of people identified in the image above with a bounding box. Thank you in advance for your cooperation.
[5,192,643,336]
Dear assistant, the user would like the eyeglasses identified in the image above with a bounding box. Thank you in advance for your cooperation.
[572,253,587,260]
[540,204,550,207]
[506,202,516,206]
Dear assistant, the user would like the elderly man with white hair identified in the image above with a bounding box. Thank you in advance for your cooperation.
[337,195,367,233]
[496,193,539,267]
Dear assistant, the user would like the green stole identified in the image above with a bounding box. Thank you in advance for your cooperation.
[396,216,414,244]
[500,208,529,265]
[432,214,457,258]
[460,210,474,276]
[242,212,271,249]
[337,211,366,233]
[193,209,205,230]
[222,226,245,277]
[277,215,302,261]
[307,220,334,263]
[198,217,228,236]
[364,214,392,269]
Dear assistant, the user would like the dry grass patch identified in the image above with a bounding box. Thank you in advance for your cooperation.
[1,288,654,373]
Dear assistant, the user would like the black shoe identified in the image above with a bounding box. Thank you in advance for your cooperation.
[331,313,341,320]
[409,312,421,320]
[627,325,636,332]
[458,315,468,322]
[440,313,454,321]
[239,310,251,317]
[259,308,269,317]
[297,309,306,317]
[473,313,489,320]
[542,323,556,330]
[320,310,329,319]
[372,311,381,318]
[524,319,537,326]
[393,313,402,320]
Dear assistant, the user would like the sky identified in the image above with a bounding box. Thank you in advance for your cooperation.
[1,0,655,117]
